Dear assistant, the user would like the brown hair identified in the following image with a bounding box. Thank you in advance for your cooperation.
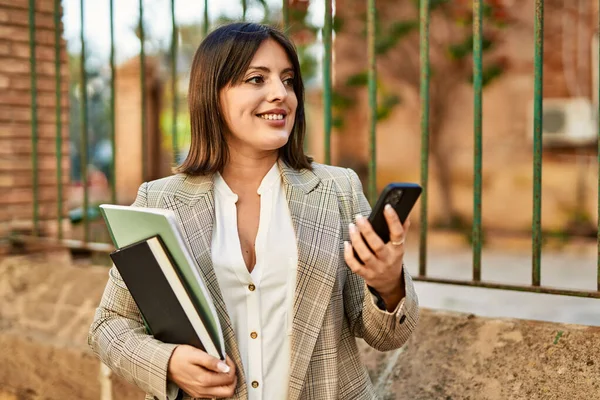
[176,22,312,175]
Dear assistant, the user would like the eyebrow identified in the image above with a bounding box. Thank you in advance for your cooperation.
[247,66,294,75]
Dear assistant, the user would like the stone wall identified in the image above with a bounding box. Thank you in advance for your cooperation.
[0,255,598,400]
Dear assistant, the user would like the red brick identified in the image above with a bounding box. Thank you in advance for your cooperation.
[0,202,69,220]
[0,155,70,172]
[0,106,69,124]
[9,74,69,92]
[0,91,68,108]
[0,0,56,13]
[0,169,69,188]
[0,122,69,139]
[0,9,59,30]
[0,138,69,155]
[0,185,63,204]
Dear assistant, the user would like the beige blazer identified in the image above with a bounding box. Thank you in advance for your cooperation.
[88,160,419,400]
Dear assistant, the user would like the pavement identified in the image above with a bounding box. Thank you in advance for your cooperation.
[402,232,600,327]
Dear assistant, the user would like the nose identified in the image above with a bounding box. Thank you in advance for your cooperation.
[266,79,288,103]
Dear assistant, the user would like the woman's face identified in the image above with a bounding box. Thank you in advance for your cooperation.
[220,39,298,157]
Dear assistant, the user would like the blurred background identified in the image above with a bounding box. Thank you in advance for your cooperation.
[1,0,600,336]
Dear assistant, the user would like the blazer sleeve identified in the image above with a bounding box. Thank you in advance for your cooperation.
[87,182,180,400]
[342,169,420,351]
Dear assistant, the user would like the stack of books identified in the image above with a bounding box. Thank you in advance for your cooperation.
[100,204,225,360]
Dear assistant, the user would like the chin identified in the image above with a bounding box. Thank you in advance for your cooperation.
[261,131,291,150]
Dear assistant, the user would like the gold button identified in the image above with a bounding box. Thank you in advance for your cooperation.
[250,331,258,339]
[248,284,256,291]
[251,381,259,388]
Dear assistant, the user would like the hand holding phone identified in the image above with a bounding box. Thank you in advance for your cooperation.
[367,183,422,245]
[346,182,422,309]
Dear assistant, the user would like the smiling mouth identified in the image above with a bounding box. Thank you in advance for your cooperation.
[257,113,285,121]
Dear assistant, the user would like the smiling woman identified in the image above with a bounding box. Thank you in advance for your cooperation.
[88,22,419,400]
[177,23,311,176]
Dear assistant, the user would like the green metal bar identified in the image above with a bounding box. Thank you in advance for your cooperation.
[323,0,332,166]
[29,0,39,236]
[367,0,376,205]
[171,0,178,164]
[282,0,289,30]
[139,0,146,182]
[80,0,89,242]
[109,0,116,205]
[472,0,483,281]
[413,276,600,299]
[203,0,208,36]
[54,0,63,239]
[532,0,544,287]
[242,0,247,21]
[419,0,430,277]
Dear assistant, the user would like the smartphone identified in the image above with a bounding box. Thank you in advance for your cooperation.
[353,183,422,260]
[367,183,422,244]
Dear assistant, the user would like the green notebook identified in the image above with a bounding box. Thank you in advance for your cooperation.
[99,204,225,359]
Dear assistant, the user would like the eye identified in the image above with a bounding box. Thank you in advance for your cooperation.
[283,77,295,87]
[246,76,264,85]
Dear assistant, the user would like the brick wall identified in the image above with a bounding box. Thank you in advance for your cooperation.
[0,0,70,250]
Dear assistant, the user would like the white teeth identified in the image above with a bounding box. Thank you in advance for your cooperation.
[259,114,284,120]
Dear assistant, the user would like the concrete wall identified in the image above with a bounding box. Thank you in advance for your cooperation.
[1,254,598,400]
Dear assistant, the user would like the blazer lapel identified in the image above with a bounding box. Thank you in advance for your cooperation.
[280,161,341,400]
[166,175,244,377]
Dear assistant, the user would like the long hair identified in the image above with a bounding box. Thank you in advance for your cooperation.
[175,22,312,175]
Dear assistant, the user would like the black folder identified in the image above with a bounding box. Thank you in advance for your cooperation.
[110,236,218,355]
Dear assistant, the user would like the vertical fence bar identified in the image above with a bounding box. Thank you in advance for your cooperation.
[203,0,208,36]
[28,0,39,236]
[109,0,116,205]
[282,0,289,30]
[367,0,377,204]
[323,0,332,165]
[472,0,483,281]
[171,0,178,164]
[419,0,430,276]
[532,0,544,287]
[597,0,600,292]
[80,0,89,242]
[54,0,63,239]
[242,0,247,21]
[139,0,146,182]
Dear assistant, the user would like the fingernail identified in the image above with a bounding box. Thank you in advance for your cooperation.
[354,213,364,221]
[344,241,350,250]
[349,223,357,233]
[217,361,230,373]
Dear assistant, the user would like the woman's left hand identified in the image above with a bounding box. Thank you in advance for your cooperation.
[344,204,410,307]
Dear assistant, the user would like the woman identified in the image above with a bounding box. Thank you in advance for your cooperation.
[89,22,418,400]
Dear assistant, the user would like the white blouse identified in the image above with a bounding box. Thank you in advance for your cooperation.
[211,162,298,400]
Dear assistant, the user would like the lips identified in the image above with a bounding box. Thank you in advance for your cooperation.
[256,108,288,118]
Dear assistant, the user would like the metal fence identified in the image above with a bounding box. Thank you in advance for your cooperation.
[17,0,600,299]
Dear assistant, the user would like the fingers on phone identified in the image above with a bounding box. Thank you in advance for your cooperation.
[354,214,386,255]
[348,222,376,264]
[384,204,405,239]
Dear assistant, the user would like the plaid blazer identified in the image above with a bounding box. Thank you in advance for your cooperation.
[88,160,419,400]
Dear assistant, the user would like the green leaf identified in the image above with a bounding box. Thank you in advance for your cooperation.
[333,15,345,32]
[332,91,355,109]
[375,20,418,55]
[376,94,401,121]
[346,72,369,87]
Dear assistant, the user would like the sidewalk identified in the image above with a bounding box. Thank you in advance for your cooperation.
[403,233,600,326]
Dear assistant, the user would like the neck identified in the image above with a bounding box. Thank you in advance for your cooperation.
[221,147,279,191]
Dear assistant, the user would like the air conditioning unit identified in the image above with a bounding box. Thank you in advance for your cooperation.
[528,98,597,147]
